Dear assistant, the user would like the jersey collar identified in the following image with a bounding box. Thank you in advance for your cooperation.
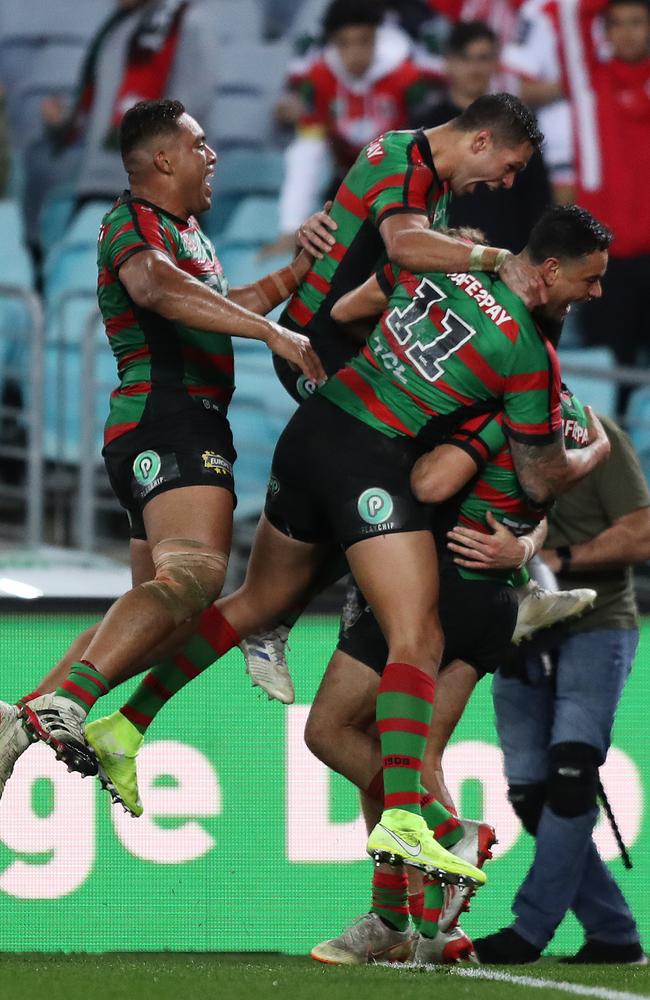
[120,190,190,227]
[413,130,444,191]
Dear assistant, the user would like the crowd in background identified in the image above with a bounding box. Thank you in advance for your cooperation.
[0,0,648,412]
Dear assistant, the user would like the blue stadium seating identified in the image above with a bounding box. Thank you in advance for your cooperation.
[220,197,280,248]
[0,200,35,379]
[230,338,297,519]
[214,0,263,42]
[558,347,617,418]
[203,149,284,239]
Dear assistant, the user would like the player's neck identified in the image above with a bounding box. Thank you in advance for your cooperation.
[423,122,463,182]
[129,182,189,222]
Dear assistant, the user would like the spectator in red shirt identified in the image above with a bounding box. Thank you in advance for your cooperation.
[264,0,444,256]
[506,0,650,409]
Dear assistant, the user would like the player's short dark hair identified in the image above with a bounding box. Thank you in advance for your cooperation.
[447,20,498,55]
[120,99,186,161]
[452,93,544,150]
[527,205,613,263]
[323,0,384,36]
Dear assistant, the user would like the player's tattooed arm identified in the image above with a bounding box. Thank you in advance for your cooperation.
[510,408,610,504]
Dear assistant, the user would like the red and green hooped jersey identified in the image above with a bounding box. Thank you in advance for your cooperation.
[283,129,450,358]
[444,386,589,583]
[319,264,562,449]
[97,193,232,447]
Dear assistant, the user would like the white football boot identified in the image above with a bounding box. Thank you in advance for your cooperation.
[311,913,414,965]
[438,819,497,931]
[512,581,596,644]
[19,693,97,775]
[0,701,31,795]
[413,924,478,964]
[240,625,294,704]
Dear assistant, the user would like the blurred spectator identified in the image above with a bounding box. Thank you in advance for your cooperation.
[427,0,524,48]
[501,0,575,200]
[420,21,551,250]
[42,0,220,229]
[266,0,444,256]
[505,0,650,412]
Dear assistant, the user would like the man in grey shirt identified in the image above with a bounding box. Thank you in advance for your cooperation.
[458,415,650,964]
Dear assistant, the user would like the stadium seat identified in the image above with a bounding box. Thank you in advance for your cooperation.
[230,340,297,519]
[558,347,617,418]
[210,94,274,149]
[0,200,35,378]
[221,197,280,248]
[203,149,284,238]
[217,41,293,100]
[213,0,263,42]
[39,184,77,252]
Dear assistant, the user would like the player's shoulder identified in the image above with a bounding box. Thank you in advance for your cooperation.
[360,128,425,169]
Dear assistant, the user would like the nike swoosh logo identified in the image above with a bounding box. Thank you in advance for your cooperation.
[380,825,422,857]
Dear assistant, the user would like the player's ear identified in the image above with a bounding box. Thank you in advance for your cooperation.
[153,147,173,176]
[471,129,490,153]
[541,257,560,286]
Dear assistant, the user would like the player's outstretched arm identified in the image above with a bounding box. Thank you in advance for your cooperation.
[380,214,547,309]
[119,248,326,383]
[509,407,610,505]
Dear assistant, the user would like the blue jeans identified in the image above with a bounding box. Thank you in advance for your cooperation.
[492,627,640,949]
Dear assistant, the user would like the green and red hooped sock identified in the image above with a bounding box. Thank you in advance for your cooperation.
[370,868,410,932]
[120,604,240,734]
[55,660,110,714]
[408,891,424,930]
[421,790,463,848]
[367,769,462,846]
[376,662,436,816]
[420,876,444,939]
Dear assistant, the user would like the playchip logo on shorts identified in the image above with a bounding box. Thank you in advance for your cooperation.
[133,450,161,486]
[357,487,394,525]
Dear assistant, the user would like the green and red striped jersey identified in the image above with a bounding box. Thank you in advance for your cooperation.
[283,129,450,370]
[97,193,231,446]
[319,264,562,449]
[445,386,588,583]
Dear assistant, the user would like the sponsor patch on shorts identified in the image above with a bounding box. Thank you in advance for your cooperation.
[131,450,180,500]
[202,450,233,476]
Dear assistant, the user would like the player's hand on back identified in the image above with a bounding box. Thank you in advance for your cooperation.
[296,201,337,260]
[265,323,326,384]
[499,253,548,309]
[447,510,526,570]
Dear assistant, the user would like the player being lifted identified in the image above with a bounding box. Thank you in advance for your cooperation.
[79,206,610,886]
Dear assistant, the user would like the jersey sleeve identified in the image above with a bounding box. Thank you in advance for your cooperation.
[364,135,434,227]
[375,261,399,298]
[502,332,562,444]
[103,204,180,275]
[445,412,506,470]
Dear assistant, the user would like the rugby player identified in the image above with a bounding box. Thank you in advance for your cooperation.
[306,385,594,966]
[7,99,326,774]
[79,206,610,890]
[243,93,548,697]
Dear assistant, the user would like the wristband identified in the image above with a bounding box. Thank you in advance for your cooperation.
[468,244,489,270]
[516,534,536,569]
[468,245,512,273]
[556,545,572,574]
